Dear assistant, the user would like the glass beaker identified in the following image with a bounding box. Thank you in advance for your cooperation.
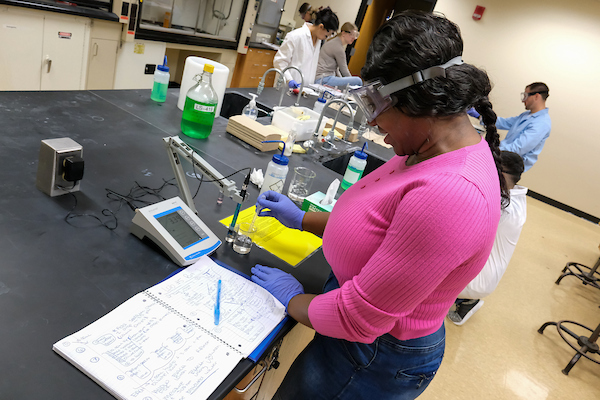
[287,167,316,204]
[233,222,257,255]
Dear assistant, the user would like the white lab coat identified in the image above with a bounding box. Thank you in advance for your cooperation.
[459,185,528,299]
[273,23,321,85]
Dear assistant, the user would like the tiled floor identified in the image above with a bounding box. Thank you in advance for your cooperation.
[421,196,600,400]
[243,196,600,400]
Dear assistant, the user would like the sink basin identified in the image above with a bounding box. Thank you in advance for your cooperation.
[321,147,387,177]
[219,92,273,119]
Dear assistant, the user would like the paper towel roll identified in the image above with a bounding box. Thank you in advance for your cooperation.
[177,57,230,117]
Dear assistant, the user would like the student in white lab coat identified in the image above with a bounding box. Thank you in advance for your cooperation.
[273,7,339,88]
[448,151,527,325]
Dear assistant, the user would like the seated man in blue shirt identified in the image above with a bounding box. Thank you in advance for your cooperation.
[470,82,551,172]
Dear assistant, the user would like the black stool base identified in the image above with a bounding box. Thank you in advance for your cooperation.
[538,320,600,375]
[555,261,600,290]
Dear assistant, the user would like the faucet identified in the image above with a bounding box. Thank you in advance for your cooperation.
[257,68,283,96]
[313,98,356,150]
[279,66,304,107]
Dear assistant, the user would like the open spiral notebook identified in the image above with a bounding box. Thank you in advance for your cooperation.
[53,256,286,400]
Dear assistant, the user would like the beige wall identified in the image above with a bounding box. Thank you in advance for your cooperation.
[435,0,600,218]
[281,0,299,27]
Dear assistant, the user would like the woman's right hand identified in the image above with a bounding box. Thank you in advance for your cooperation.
[256,191,305,230]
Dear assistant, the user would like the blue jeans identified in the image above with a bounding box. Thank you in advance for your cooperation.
[272,273,445,400]
[316,75,363,88]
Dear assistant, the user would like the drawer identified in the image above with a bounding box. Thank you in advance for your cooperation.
[248,48,276,63]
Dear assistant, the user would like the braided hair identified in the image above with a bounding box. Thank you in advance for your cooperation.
[361,11,509,208]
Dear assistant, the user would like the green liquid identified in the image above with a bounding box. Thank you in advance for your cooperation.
[150,81,168,102]
[181,97,216,139]
[341,165,364,190]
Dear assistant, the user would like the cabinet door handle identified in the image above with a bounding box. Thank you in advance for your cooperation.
[93,43,99,56]
[45,56,52,73]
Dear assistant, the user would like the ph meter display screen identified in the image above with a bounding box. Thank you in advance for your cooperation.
[156,210,206,249]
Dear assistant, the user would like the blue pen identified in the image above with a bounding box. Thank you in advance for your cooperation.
[214,279,222,325]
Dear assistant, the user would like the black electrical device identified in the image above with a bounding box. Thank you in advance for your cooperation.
[145,64,157,74]
[62,155,85,182]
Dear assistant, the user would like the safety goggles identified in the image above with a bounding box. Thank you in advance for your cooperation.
[520,91,547,101]
[350,56,464,122]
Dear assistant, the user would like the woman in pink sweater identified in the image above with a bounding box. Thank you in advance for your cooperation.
[252,11,507,400]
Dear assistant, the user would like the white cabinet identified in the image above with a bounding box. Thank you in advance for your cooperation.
[86,39,118,89]
[0,6,89,91]
[86,20,121,90]
[0,8,44,90]
[41,15,89,90]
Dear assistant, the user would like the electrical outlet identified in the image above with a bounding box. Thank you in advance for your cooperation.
[145,64,156,74]
[36,138,83,197]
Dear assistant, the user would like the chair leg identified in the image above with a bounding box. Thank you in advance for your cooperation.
[555,272,574,285]
[563,352,582,375]
[538,321,557,334]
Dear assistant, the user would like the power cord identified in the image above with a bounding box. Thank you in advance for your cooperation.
[58,162,252,230]
[187,149,251,200]
[105,178,178,211]
[58,183,118,231]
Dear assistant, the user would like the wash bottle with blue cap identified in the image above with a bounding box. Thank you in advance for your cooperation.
[341,142,368,190]
[151,56,170,103]
[259,140,289,196]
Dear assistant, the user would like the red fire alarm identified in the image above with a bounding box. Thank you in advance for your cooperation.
[473,5,485,21]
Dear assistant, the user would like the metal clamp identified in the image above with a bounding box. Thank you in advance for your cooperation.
[233,340,282,393]
[233,361,268,393]
[163,136,242,215]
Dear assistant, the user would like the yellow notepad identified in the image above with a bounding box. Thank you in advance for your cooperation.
[220,206,322,266]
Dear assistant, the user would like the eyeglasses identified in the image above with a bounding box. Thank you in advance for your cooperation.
[521,91,547,101]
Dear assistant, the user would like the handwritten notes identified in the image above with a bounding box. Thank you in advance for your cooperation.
[53,256,286,400]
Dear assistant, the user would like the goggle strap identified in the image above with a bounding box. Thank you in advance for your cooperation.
[378,56,464,97]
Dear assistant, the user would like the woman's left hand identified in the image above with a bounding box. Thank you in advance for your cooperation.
[251,264,304,309]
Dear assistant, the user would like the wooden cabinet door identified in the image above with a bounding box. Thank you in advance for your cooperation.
[231,48,276,88]
[41,15,88,90]
[86,38,117,90]
[0,8,44,90]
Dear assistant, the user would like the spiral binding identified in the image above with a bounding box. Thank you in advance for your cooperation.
[143,291,244,356]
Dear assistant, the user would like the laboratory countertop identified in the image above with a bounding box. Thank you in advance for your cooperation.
[0,87,394,400]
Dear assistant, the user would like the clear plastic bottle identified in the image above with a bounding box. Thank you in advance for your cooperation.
[151,56,170,103]
[259,141,289,196]
[242,93,259,120]
[341,143,368,190]
[181,64,218,139]
[283,124,297,157]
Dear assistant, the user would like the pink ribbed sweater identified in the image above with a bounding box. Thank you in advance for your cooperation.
[308,139,501,342]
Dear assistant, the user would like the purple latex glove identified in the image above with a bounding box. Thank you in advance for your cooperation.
[251,264,304,309]
[256,191,305,230]
[467,107,480,118]
[288,80,300,89]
